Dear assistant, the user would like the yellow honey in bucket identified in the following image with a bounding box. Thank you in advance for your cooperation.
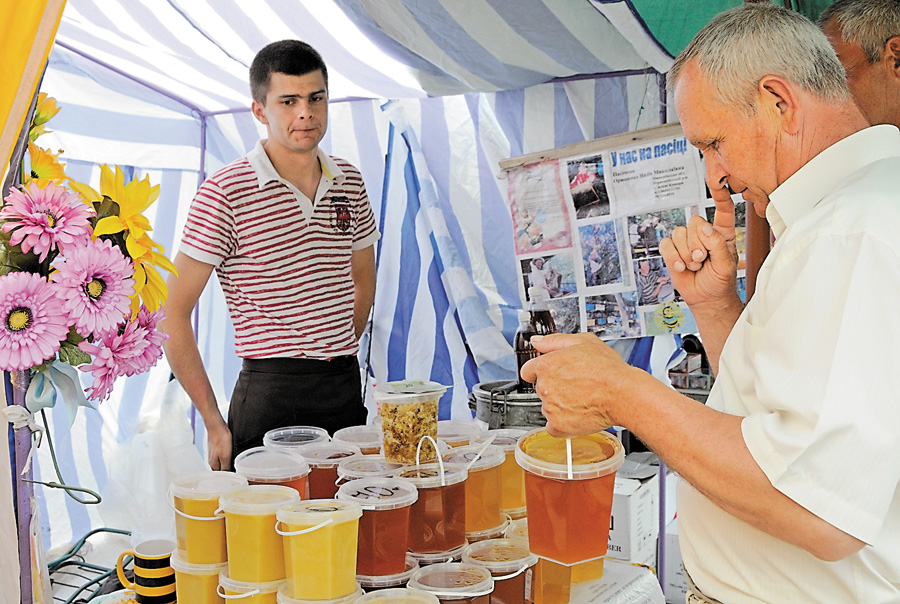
[220,485,300,583]
[170,551,226,604]
[172,471,248,565]
[218,570,283,604]
[277,499,362,600]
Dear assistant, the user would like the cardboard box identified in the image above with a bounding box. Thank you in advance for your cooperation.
[569,558,666,603]
[663,519,688,604]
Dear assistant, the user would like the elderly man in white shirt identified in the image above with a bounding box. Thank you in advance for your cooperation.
[521,5,900,603]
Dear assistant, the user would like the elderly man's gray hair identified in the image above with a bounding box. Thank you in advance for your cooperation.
[669,4,850,114]
[819,0,900,64]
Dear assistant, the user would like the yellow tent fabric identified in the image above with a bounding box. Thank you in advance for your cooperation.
[0,0,66,189]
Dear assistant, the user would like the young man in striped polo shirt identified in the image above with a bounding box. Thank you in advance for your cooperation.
[161,40,380,471]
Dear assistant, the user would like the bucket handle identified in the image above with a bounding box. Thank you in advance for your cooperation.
[275,518,333,536]
[492,563,532,582]
[217,585,260,600]
[416,435,445,485]
[167,486,225,522]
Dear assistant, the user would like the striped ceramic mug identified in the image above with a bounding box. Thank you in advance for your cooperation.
[116,539,177,604]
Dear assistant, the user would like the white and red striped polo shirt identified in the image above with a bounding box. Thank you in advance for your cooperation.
[180,140,380,359]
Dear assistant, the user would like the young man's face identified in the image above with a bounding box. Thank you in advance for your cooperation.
[252,70,328,155]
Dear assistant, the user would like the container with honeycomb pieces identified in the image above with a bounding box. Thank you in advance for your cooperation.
[375,381,447,465]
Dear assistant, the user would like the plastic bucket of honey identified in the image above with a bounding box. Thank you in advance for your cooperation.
[442,444,505,540]
[514,428,624,565]
[406,542,467,567]
[217,570,283,604]
[497,518,571,604]
[332,425,384,455]
[336,455,404,486]
[171,471,248,564]
[356,588,440,603]
[470,429,528,519]
[462,539,538,604]
[276,499,362,600]
[374,381,447,464]
[219,485,300,583]
[263,426,330,451]
[407,562,494,603]
[436,420,484,449]
[393,463,467,553]
[335,477,417,576]
[170,551,226,604]
[356,554,419,591]
[293,442,362,499]
[275,583,363,604]
[234,447,310,497]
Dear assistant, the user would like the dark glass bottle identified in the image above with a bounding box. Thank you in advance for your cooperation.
[515,310,537,393]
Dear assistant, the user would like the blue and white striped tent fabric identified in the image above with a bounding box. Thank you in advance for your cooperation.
[25,0,682,552]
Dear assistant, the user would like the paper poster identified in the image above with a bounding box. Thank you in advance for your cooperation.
[506,126,713,340]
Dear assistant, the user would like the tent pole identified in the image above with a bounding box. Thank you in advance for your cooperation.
[656,68,669,593]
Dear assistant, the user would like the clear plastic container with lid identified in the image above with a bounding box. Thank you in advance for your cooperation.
[407,562,494,603]
[462,539,538,604]
[293,442,362,499]
[234,446,310,496]
[170,551,227,604]
[374,380,447,464]
[219,485,300,583]
[170,470,248,564]
[437,420,484,448]
[332,424,383,455]
[275,582,363,604]
[406,542,467,567]
[394,463,468,553]
[442,444,505,538]
[218,569,284,604]
[356,587,440,603]
[503,517,528,542]
[356,554,419,590]
[336,455,404,484]
[335,477,418,576]
[276,499,362,600]
[263,425,330,450]
[470,429,528,519]
[515,428,624,565]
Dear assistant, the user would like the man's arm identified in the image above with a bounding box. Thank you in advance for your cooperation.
[521,334,865,561]
[159,252,233,470]
[350,245,376,340]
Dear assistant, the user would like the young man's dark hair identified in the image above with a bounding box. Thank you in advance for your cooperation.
[249,40,328,103]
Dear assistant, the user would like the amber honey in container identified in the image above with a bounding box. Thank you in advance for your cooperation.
[394,463,467,553]
[407,542,468,567]
[335,477,418,576]
[357,554,419,591]
[217,571,283,604]
[294,442,361,499]
[171,471,248,564]
[407,562,494,604]
[336,455,404,487]
[170,551,226,604]
[515,428,624,565]
[442,444,506,541]
[500,518,571,604]
[470,429,528,519]
[264,425,330,450]
[437,420,484,449]
[356,587,440,603]
[374,381,447,464]
[234,446,310,497]
[333,424,384,455]
[462,539,538,604]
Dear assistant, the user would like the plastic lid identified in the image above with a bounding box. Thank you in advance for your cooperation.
[276,499,363,526]
[335,477,418,511]
[407,563,494,599]
[514,428,624,480]
[442,444,505,472]
[356,554,419,589]
[469,429,527,452]
[263,425,330,449]
[374,380,448,404]
[517,310,531,323]
[437,420,484,445]
[332,425,383,451]
[336,455,404,481]
[234,446,310,481]
[170,471,248,500]
[406,542,468,566]
[393,463,468,489]
[504,518,528,542]
[218,570,283,594]
[356,588,439,603]
[464,514,509,542]
[276,583,363,604]
[462,539,538,574]
[218,484,300,515]
[170,550,227,575]
[294,442,362,468]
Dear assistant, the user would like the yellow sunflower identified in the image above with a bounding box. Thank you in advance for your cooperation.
[26,143,66,182]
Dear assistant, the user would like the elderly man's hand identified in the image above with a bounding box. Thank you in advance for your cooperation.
[520,333,644,438]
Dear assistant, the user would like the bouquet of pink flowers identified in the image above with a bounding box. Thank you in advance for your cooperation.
[1,94,176,416]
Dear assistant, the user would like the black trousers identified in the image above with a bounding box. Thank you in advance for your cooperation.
[228,356,367,461]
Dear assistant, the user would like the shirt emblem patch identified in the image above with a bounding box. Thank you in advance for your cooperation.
[331,197,352,232]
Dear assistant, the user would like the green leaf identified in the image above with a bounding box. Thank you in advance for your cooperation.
[58,341,92,366]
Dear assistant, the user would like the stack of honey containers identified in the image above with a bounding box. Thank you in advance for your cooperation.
[168,421,582,604]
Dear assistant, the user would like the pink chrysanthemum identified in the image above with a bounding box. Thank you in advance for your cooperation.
[126,306,168,376]
[53,238,135,337]
[0,181,93,262]
[0,272,71,371]
[78,320,149,402]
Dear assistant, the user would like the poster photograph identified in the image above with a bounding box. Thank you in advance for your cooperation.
[578,220,623,288]
[626,208,689,259]
[565,153,610,219]
[520,253,577,301]
[508,159,573,255]
[585,293,640,339]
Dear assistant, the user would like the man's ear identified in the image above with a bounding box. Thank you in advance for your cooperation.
[758,75,800,133]
[251,99,268,125]
[886,36,900,75]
